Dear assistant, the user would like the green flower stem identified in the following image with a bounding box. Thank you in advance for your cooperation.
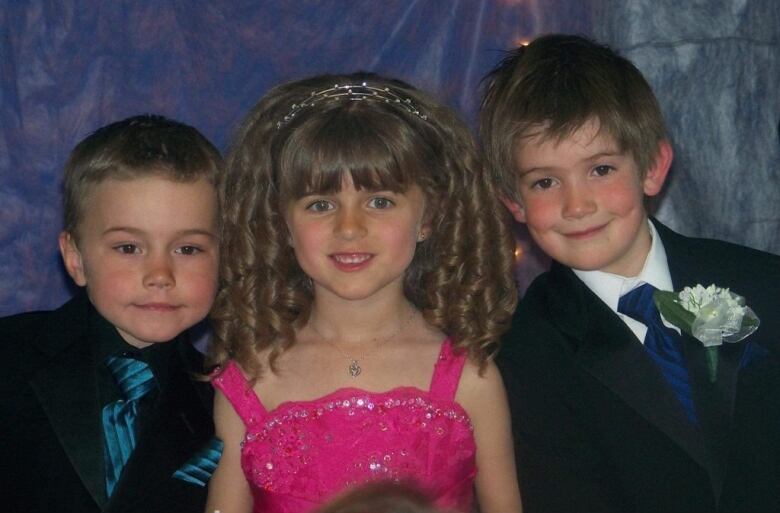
[705,347,718,382]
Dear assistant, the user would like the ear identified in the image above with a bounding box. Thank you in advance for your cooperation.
[499,195,526,223]
[59,231,87,286]
[642,139,673,197]
[415,215,432,242]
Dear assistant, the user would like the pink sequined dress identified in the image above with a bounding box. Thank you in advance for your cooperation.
[211,338,476,513]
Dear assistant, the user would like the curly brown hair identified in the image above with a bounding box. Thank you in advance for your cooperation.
[209,72,517,380]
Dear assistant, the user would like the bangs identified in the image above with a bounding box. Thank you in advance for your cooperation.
[276,102,428,200]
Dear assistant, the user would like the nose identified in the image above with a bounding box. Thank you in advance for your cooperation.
[334,205,367,240]
[143,253,175,289]
[562,183,596,219]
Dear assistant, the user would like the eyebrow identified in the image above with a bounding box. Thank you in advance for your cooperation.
[518,149,624,176]
[101,227,217,239]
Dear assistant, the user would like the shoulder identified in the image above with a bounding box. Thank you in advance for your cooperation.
[657,220,780,301]
[1,293,89,341]
[0,310,42,340]
[656,219,780,276]
[501,265,585,354]
[456,359,506,416]
[1,308,58,371]
[2,295,99,382]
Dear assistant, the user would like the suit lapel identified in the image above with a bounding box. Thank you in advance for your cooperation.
[546,263,711,470]
[655,220,747,496]
[106,339,213,512]
[29,298,106,508]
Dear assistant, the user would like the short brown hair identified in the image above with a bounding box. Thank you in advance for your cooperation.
[480,34,668,201]
[209,72,517,379]
[63,114,222,239]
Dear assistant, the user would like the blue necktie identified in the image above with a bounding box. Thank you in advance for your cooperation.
[172,437,224,487]
[102,356,157,497]
[618,283,698,424]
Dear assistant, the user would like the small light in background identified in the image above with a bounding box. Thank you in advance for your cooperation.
[515,37,531,47]
[514,242,524,262]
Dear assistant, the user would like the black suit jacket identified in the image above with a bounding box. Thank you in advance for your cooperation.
[498,220,780,513]
[0,292,216,513]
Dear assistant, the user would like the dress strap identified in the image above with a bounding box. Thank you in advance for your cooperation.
[428,338,467,401]
[211,361,267,427]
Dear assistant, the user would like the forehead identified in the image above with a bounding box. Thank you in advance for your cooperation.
[514,119,627,171]
[80,176,217,232]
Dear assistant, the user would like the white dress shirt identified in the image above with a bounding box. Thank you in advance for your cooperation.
[573,220,679,343]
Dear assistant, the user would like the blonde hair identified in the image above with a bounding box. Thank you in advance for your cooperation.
[209,72,517,379]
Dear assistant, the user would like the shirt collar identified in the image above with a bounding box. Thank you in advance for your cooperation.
[573,220,674,313]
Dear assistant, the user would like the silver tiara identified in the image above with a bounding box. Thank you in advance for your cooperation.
[276,82,428,129]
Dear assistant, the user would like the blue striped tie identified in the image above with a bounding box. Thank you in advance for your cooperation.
[618,283,698,424]
[102,356,157,497]
[173,437,224,487]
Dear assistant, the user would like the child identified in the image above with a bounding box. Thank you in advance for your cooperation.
[480,34,780,513]
[0,115,223,513]
[205,73,521,513]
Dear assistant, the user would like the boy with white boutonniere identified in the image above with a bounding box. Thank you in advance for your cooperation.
[480,34,780,513]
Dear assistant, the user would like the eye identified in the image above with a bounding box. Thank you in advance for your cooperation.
[531,177,556,190]
[368,196,395,209]
[114,244,140,255]
[175,245,202,256]
[306,200,333,212]
[592,165,615,177]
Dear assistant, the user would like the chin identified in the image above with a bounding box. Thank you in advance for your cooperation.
[559,255,616,273]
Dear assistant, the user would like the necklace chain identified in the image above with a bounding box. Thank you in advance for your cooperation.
[310,307,417,378]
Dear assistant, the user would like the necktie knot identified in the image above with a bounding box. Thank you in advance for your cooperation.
[618,283,660,326]
[617,282,698,424]
[106,355,156,401]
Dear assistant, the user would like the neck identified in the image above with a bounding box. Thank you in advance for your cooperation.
[306,293,416,347]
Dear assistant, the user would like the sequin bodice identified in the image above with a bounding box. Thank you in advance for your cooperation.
[212,339,476,513]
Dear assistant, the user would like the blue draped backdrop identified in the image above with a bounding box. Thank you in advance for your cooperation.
[1,0,778,316]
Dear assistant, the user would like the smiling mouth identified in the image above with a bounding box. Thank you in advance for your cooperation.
[564,223,607,239]
[331,253,372,264]
[330,253,374,271]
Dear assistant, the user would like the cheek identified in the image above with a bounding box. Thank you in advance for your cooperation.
[83,258,131,292]
[290,225,325,258]
[187,262,219,294]
[521,196,558,231]
[84,267,135,310]
[602,182,644,216]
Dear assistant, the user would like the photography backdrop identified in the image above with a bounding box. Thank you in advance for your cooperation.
[1,0,778,316]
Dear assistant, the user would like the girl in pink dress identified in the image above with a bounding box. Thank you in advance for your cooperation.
[205,73,521,513]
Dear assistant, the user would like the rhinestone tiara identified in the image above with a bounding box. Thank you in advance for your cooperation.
[276,82,428,129]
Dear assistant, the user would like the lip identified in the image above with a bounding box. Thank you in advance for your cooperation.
[134,302,180,312]
[329,252,374,272]
[563,223,608,240]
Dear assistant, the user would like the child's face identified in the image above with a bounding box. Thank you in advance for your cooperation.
[285,175,429,304]
[503,119,670,277]
[60,176,219,347]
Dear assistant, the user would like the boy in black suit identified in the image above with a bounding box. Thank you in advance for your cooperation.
[1,115,223,513]
[480,34,780,512]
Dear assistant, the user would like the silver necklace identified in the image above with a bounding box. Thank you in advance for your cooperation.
[310,308,417,378]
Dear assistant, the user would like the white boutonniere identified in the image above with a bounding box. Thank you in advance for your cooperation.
[654,284,760,381]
